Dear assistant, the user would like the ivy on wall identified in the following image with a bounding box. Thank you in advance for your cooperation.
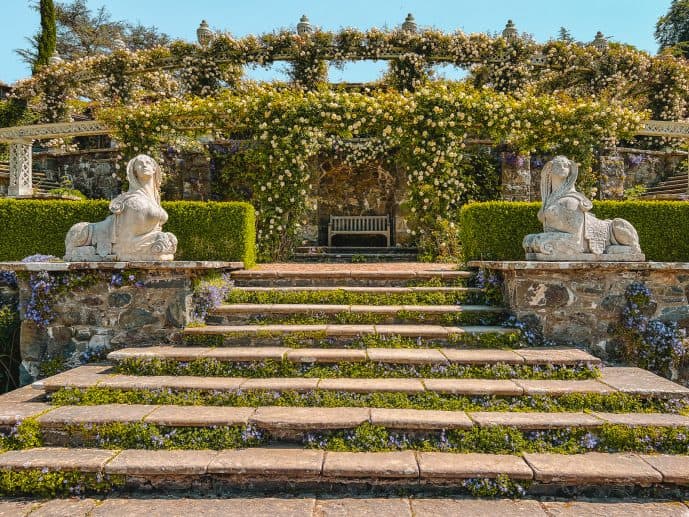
[97,82,643,261]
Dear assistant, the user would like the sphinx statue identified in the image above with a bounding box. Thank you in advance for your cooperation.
[65,154,178,261]
[522,156,644,261]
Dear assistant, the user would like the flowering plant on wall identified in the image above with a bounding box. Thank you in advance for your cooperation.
[98,82,644,260]
[12,26,689,123]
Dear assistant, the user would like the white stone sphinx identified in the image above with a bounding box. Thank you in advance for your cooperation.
[523,156,644,261]
[65,154,178,261]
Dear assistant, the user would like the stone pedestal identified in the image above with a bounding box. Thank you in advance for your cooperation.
[0,261,243,384]
[470,261,689,357]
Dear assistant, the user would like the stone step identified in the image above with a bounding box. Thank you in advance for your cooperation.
[6,404,689,453]
[296,247,419,254]
[24,404,689,434]
[108,346,600,368]
[182,323,519,347]
[226,285,485,305]
[291,253,419,263]
[208,303,506,325]
[231,264,470,287]
[33,365,689,400]
[2,447,689,496]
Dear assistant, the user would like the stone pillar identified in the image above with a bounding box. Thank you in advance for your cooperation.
[500,152,531,201]
[598,154,625,199]
[8,140,33,197]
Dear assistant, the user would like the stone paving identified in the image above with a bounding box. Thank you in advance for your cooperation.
[1,497,688,516]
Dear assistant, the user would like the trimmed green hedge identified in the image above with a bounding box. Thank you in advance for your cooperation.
[0,199,256,266]
[459,201,689,262]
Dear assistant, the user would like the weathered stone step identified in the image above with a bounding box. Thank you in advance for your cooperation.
[3,447,689,496]
[23,404,689,434]
[231,264,470,287]
[6,498,689,517]
[182,324,519,347]
[208,303,506,325]
[34,365,689,399]
[109,346,600,368]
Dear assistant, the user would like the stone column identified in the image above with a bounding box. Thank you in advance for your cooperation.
[500,152,531,201]
[8,140,33,197]
[598,154,625,199]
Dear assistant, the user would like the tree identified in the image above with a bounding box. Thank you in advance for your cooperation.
[656,0,689,57]
[17,0,170,65]
[557,27,575,44]
[33,0,56,73]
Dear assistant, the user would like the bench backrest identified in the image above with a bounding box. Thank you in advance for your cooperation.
[330,215,389,232]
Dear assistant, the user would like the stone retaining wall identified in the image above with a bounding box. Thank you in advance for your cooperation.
[0,261,242,385]
[470,261,689,359]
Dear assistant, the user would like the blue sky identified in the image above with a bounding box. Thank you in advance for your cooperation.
[1,0,673,84]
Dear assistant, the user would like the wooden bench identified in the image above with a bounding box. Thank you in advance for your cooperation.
[328,215,390,247]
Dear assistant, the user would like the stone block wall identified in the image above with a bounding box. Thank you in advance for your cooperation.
[472,261,689,361]
[4,261,241,384]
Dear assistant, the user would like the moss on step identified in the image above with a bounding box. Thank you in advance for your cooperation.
[49,387,687,414]
[225,310,506,326]
[114,357,599,381]
[225,289,483,306]
[182,331,523,349]
[0,470,124,497]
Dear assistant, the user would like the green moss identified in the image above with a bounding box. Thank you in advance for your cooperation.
[49,386,684,414]
[236,310,506,326]
[0,470,124,497]
[66,422,265,450]
[225,288,484,306]
[115,357,599,380]
[183,331,523,349]
[0,417,43,451]
[307,422,689,455]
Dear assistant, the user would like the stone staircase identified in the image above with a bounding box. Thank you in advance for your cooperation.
[2,263,689,505]
[641,171,689,200]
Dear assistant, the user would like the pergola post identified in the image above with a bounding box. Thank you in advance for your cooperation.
[8,140,33,197]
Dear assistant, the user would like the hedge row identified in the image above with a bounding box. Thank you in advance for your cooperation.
[459,201,689,262]
[0,199,256,267]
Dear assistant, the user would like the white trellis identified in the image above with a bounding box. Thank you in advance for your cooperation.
[8,141,33,197]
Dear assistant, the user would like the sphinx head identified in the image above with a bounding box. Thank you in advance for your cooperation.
[126,154,162,194]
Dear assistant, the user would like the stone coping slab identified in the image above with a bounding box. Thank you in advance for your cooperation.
[33,365,684,398]
[418,452,533,480]
[0,261,243,271]
[0,447,116,472]
[5,448,689,490]
[639,454,689,484]
[323,451,418,478]
[469,260,689,272]
[214,304,502,314]
[9,402,689,433]
[182,324,517,337]
[523,452,663,484]
[235,286,479,293]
